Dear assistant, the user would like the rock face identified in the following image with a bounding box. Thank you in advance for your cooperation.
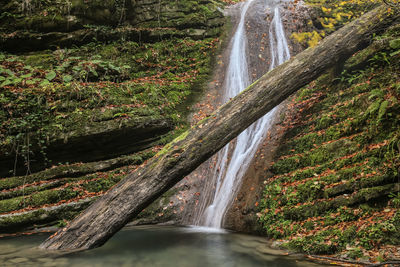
[0,0,225,52]
[129,0,315,229]
[223,1,314,233]
[0,117,173,177]
[131,0,225,29]
[1,0,224,31]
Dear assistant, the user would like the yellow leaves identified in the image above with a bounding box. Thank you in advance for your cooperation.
[296,0,377,48]
[321,6,331,13]
[320,20,335,30]
[291,31,322,48]
[290,32,306,44]
[320,17,336,31]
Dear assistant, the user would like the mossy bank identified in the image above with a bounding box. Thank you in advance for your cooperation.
[0,0,227,232]
[258,1,400,262]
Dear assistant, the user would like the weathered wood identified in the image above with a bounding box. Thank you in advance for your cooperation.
[39,5,399,251]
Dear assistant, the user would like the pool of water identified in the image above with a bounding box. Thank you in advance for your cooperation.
[0,226,326,267]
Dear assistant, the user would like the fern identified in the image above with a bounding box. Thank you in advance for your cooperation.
[377,100,389,122]
[368,89,384,100]
[366,99,382,117]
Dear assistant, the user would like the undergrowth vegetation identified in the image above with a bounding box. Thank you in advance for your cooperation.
[0,0,225,231]
[259,22,400,261]
[292,0,379,47]
[0,37,220,174]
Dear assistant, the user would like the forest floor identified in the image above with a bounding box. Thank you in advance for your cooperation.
[258,2,400,263]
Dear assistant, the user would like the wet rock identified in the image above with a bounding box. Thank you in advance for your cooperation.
[8,257,28,264]
[0,245,18,256]
[37,258,54,263]
[256,245,287,256]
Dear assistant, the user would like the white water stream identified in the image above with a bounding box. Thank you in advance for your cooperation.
[200,0,291,228]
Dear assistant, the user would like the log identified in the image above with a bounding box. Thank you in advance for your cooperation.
[39,5,399,251]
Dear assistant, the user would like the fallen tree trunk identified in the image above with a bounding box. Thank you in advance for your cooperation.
[40,5,399,251]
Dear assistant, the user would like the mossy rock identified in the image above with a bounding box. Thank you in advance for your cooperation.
[0,116,172,177]
[0,0,224,34]
[0,199,93,233]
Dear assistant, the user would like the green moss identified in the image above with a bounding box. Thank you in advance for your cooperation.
[136,187,179,222]
[0,36,221,175]
[0,189,78,213]
[0,0,226,233]
[0,198,94,233]
[259,24,400,256]
[0,150,153,190]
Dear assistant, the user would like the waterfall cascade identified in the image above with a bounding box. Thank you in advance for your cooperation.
[197,0,291,228]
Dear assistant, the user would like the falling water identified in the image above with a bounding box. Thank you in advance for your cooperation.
[268,4,291,70]
[200,0,291,228]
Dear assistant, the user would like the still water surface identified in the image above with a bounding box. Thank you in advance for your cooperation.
[0,226,326,267]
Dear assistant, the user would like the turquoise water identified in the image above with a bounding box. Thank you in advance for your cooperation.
[0,226,325,266]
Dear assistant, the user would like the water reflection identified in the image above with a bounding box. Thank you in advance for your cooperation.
[0,226,325,267]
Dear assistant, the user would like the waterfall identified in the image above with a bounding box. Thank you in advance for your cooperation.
[269,5,291,70]
[197,0,291,228]
[201,0,254,228]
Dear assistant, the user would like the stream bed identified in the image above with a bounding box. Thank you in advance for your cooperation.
[0,225,327,266]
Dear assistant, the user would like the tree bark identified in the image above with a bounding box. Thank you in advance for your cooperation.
[40,5,399,251]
